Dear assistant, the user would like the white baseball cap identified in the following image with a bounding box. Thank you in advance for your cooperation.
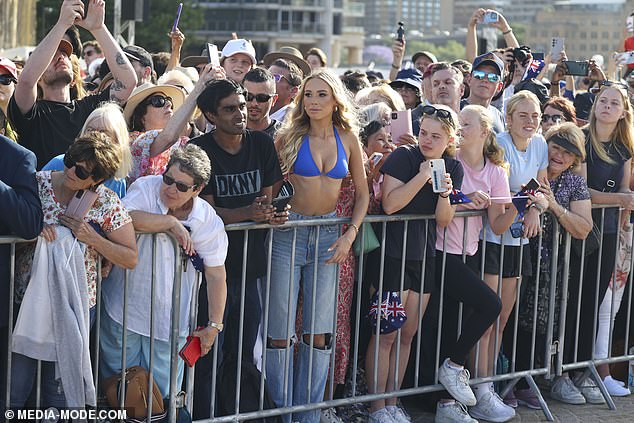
[221,39,257,65]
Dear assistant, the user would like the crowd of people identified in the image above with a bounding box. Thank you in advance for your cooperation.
[2,1,634,423]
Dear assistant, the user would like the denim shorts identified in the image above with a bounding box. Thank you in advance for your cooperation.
[266,211,340,340]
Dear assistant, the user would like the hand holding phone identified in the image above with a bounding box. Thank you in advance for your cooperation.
[396,22,405,42]
[172,3,183,32]
[482,11,499,24]
[550,37,565,62]
[523,178,541,192]
[389,111,412,145]
[179,333,201,367]
[272,180,294,212]
[430,159,447,193]
[563,60,589,76]
[66,189,99,220]
[206,43,220,67]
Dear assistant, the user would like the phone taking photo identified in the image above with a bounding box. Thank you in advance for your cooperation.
[396,21,405,42]
[206,43,220,67]
[550,37,565,61]
[172,3,183,32]
[482,11,499,24]
[563,60,589,76]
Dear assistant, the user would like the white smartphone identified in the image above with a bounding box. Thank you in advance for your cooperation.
[206,43,220,67]
[550,37,564,61]
[627,16,634,33]
[370,152,383,166]
[430,159,447,193]
[615,51,634,66]
[482,11,499,24]
[389,110,412,145]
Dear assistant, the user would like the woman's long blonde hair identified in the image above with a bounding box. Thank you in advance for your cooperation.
[81,102,132,179]
[462,105,508,171]
[586,85,634,164]
[276,69,359,174]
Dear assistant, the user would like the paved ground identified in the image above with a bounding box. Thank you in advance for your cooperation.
[408,395,634,422]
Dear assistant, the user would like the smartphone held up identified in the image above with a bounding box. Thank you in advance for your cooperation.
[396,21,405,43]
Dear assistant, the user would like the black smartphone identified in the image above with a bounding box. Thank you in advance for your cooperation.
[510,221,524,238]
[81,0,89,18]
[532,52,545,61]
[271,196,292,213]
[396,21,405,42]
[563,60,589,76]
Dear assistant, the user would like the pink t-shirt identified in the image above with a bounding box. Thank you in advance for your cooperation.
[436,154,510,256]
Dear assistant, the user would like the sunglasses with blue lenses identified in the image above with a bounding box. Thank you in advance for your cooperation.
[472,69,501,83]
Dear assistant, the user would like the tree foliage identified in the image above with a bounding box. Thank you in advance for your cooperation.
[405,40,466,63]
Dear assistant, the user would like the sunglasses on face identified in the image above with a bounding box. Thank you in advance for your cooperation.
[246,92,275,103]
[0,75,16,86]
[600,80,628,90]
[471,69,501,83]
[145,95,173,108]
[63,155,93,180]
[162,173,197,193]
[422,105,455,125]
[272,73,292,84]
[542,114,563,123]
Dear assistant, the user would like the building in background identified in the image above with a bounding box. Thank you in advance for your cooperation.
[194,0,364,66]
[363,0,454,37]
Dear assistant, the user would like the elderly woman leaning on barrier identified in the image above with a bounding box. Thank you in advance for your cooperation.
[100,144,228,398]
[512,123,592,408]
[365,104,469,423]
[557,82,634,405]
[434,105,516,423]
[11,131,137,410]
[270,69,369,423]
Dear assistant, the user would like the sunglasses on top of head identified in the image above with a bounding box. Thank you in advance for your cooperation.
[471,69,500,83]
[0,75,17,85]
[246,92,275,103]
[162,173,197,193]
[145,95,173,108]
[63,155,93,180]
[422,105,454,124]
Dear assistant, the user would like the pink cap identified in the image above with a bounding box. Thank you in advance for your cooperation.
[0,57,18,79]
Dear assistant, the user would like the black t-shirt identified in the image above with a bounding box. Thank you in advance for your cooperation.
[191,129,283,280]
[262,119,279,139]
[583,128,632,233]
[7,89,111,169]
[380,144,464,261]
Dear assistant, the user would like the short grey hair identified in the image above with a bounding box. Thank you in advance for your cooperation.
[167,144,211,187]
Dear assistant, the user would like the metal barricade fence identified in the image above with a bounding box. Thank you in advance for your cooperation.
[2,204,634,422]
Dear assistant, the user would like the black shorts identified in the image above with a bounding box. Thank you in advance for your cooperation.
[371,254,435,294]
[477,241,533,278]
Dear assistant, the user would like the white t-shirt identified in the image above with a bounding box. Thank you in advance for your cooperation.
[102,175,228,341]
[436,154,510,256]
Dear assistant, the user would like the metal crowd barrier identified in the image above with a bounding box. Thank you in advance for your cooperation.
[1,204,634,423]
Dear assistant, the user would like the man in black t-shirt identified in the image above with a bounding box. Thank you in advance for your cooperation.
[243,68,279,139]
[189,79,286,419]
[8,0,136,169]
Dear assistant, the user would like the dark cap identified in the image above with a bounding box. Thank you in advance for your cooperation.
[389,68,422,92]
[548,133,583,158]
[123,45,153,71]
[514,78,549,105]
[472,52,505,76]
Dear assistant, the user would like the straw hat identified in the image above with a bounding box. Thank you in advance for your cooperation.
[263,46,311,77]
[123,82,185,126]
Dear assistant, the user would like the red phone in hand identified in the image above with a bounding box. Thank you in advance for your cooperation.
[179,333,202,367]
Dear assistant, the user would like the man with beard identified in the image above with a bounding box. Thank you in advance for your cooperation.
[189,79,286,419]
[430,62,465,113]
[242,67,279,138]
[8,0,136,169]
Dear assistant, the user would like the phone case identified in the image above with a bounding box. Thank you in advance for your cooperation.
[389,110,412,145]
[550,37,564,61]
[523,178,540,192]
[272,180,294,212]
[207,43,220,67]
[430,159,446,193]
[66,189,99,220]
[510,221,524,238]
[563,61,589,76]
[179,335,201,367]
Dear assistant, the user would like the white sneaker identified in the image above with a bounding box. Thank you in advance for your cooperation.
[438,358,477,406]
[369,408,397,423]
[386,406,411,423]
[603,375,631,397]
[550,377,585,405]
[468,390,515,423]
[320,408,343,423]
[575,376,606,404]
[435,401,478,423]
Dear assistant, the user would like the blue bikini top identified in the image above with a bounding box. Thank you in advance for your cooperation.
[293,126,349,179]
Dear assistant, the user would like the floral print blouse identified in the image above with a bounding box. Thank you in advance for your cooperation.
[128,130,189,184]
[16,171,131,307]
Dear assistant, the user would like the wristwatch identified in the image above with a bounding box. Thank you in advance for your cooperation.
[207,321,224,332]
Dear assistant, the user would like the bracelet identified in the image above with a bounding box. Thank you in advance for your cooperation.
[349,223,360,234]
[502,28,513,35]
[439,192,450,198]
[391,64,400,70]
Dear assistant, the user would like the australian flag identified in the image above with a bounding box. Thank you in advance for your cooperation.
[524,59,545,81]
[449,189,472,205]
[369,291,407,334]
[511,189,538,215]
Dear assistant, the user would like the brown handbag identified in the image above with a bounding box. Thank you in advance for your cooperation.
[102,366,165,419]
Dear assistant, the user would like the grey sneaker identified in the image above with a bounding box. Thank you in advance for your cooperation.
[435,401,478,423]
[550,377,586,405]
[468,390,515,423]
[320,408,343,423]
[575,377,606,404]
[438,358,477,406]
[387,406,411,423]
[369,408,396,423]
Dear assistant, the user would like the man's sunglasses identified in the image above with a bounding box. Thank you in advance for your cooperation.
[472,70,501,83]
[542,114,563,123]
[246,92,275,103]
[162,173,197,193]
[0,75,17,86]
[273,73,292,84]
[422,105,454,124]
[145,95,173,108]
[63,155,93,180]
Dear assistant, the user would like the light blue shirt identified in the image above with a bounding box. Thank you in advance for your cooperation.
[483,132,548,246]
[42,154,127,199]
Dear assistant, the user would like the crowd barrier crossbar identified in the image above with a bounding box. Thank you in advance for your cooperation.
[2,204,634,422]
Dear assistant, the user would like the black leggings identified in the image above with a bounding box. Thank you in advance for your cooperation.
[435,252,502,366]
